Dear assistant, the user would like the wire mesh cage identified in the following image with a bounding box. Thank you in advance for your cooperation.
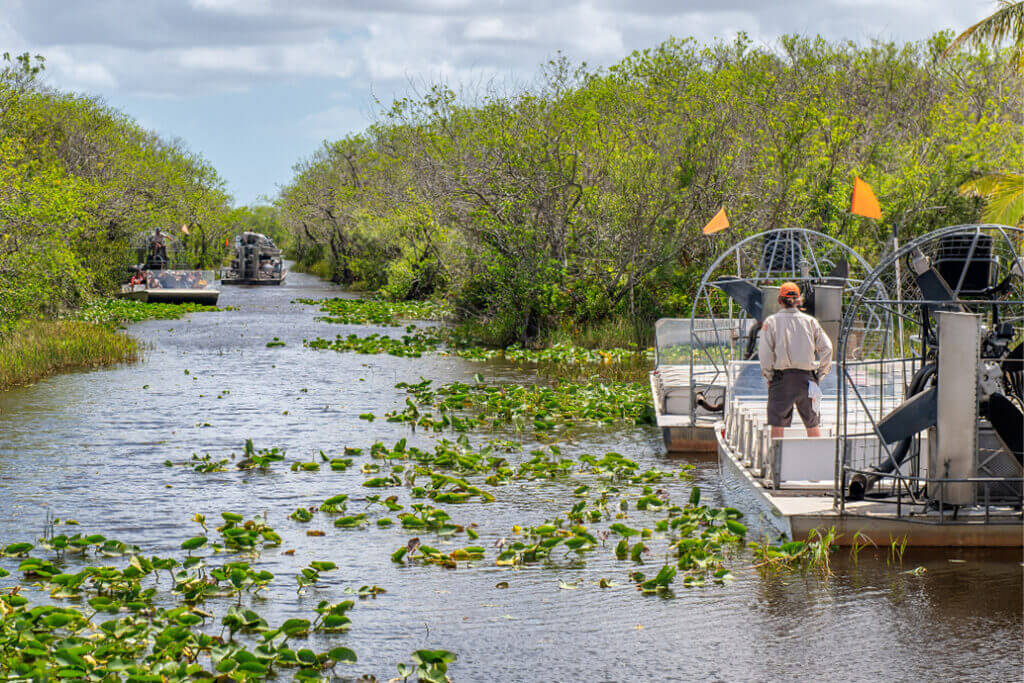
[838,224,1024,512]
[686,228,885,424]
[130,229,185,269]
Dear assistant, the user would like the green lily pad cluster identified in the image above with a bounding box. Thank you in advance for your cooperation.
[296,297,447,326]
[305,328,444,357]
[382,376,655,433]
[390,538,486,568]
[297,297,655,369]
[0,519,369,681]
[235,440,285,470]
[74,298,225,327]
[397,649,458,683]
[500,342,653,364]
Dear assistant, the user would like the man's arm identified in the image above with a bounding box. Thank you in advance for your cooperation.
[814,321,833,381]
[758,318,775,379]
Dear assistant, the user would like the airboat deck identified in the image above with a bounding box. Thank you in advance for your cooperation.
[220,275,286,286]
[120,269,220,306]
[717,407,1024,547]
[119,286,219,306]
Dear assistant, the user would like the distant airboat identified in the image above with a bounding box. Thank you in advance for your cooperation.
[119,229,220,305]
[220,232,286,286]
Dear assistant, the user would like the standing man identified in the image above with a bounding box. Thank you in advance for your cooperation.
[758,282,833,438]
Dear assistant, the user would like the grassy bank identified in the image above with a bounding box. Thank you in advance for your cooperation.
[287,258,334,282]
[0,299,227,390]
[0,320,140,390]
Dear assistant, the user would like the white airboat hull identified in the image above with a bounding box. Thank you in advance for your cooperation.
[716,424,1023,547]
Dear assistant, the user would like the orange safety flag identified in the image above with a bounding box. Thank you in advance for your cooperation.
[851,177,882,219]
[180,224,190,235]
[702,207,729,235]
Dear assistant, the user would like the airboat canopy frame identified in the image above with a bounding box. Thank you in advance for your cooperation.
[686,228,887,425]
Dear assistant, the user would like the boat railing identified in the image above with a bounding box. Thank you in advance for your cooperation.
[654,317,750,368]
[838,466,1024,523]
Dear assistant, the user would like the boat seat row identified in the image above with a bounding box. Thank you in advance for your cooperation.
[723,398,929,489]
[723,398,835,489]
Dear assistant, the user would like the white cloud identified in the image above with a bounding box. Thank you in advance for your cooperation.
[0,0,991,203]
[2,0,989,101]
[464,17,538,42]
[40,48,118,89]
[177,41,354,78]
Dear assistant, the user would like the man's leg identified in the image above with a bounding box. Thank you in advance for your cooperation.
[795,373,821,437]
[767,376,793,439]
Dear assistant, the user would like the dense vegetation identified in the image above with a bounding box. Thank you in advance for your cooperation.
[0,53,289,335]
[279,33,1022,346]
[0,53,239,328]
[0,53,272,386]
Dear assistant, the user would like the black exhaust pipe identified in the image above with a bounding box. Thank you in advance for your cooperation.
[848,362,936,500]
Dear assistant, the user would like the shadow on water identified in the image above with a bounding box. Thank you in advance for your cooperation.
[0,268,1020,681]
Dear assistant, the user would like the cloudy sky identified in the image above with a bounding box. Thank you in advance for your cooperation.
[0,0,994,204]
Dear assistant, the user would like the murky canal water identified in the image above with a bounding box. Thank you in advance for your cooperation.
[1,269,1021,681]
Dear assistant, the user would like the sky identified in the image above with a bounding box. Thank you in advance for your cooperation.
[0,0,995,205]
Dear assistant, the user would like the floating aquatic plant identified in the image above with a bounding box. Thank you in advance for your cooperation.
[381,376,655,434]
[0,521,367,680]
[296,297,448,326]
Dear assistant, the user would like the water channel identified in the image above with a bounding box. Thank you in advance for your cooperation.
[1,269,1021,681]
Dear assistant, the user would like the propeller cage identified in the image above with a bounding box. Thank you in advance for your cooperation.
[838,225,1024,510]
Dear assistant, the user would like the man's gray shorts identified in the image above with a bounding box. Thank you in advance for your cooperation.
[767,369,819,428]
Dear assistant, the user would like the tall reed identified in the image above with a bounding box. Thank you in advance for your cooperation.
[0,320,140,390]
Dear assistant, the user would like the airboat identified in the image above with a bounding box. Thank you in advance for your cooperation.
[119,229,220,305]
[220,232,286,286]
[653,225,1023,546]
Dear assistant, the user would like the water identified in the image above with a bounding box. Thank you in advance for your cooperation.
[1,269,1021,681]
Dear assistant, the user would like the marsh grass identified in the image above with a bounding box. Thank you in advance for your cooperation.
[541,316,655,350]
[849,531,876,564]
[750,527,838,575]
[887,535,908,567]
[537,357,652,383]
[0,320,140,390]
[288,258,334,281]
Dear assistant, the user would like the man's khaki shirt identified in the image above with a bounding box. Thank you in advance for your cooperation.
[758,307,833,381]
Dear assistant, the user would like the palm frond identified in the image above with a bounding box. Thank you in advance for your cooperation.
[943,1,1024,57]
[960,173,1024,226]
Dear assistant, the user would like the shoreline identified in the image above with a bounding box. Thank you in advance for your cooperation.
[0,319,140,391]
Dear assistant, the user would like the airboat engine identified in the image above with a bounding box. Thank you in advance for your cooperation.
[842,225,1024,507]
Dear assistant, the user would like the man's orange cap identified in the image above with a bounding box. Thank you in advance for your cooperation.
[779,282,801,298]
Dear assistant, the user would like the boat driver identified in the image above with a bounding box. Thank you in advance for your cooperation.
[758,282,833,439]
